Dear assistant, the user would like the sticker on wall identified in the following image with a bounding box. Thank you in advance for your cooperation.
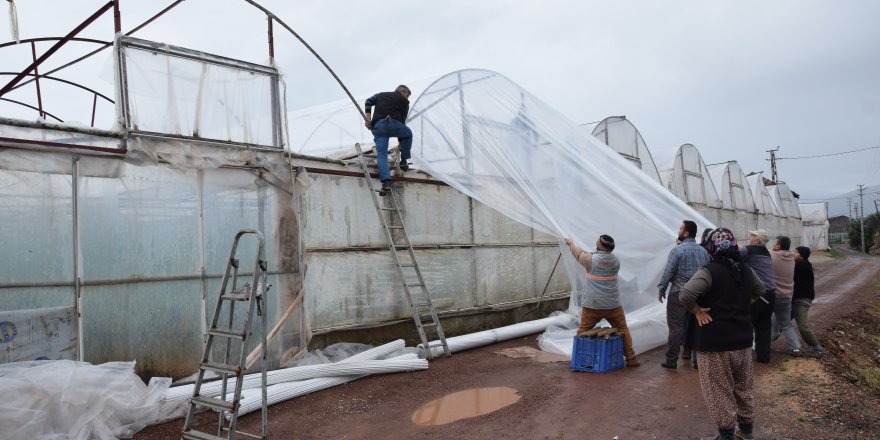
[0,321,17,343]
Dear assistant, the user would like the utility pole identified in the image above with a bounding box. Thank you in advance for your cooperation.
[858,184,866,253]
[766,146,780,182]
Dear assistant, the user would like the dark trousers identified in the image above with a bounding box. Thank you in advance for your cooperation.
[683,312,697,354]
[751,289,776,362]
[665,292,687,362]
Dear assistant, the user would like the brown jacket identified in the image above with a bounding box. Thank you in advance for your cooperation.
[771,250,795,299]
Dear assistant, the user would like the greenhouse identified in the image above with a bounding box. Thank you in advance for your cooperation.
[590,115,662,184]
[746,171,787,239]
[659,143,724,227]
[799,202,830,250]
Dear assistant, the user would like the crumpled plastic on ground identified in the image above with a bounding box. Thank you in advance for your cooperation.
[0,360,171,439]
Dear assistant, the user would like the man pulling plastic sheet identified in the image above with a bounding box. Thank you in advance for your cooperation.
[407,69,714,357]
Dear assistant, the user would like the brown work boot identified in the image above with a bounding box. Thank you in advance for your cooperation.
[626,358,641,368]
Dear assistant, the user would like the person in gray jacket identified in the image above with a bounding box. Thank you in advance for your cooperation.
[739,229,776,363]
[565,235,640,368]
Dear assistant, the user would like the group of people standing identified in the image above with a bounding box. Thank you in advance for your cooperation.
[566,222,822,440]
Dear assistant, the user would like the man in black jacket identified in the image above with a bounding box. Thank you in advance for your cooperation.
[364,85,412,196]
[793,246,823,354]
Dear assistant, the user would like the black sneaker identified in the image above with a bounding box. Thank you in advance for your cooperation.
[399,160,410,171]
[379,181,391,197]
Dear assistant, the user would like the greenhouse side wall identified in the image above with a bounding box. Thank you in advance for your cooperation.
[294,157,570,336]
[0,151,305,380]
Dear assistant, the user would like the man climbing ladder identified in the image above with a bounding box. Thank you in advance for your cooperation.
[364,84,413,196]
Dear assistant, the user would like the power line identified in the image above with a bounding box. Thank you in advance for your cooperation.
[776,146,880,160]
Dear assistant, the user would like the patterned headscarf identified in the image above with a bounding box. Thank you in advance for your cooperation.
[704,227,744,283]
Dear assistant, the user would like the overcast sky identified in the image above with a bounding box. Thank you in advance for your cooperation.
[1,0,879,208]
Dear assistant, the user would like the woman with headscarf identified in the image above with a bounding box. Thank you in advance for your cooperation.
[681,227,716,368]
[792,246,823,355]
[679,228,765,440]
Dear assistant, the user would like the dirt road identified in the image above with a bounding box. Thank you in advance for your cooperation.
[139,248,879,439]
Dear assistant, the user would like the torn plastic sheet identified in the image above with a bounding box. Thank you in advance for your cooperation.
[408,69,716,357]
[0,360,171,439]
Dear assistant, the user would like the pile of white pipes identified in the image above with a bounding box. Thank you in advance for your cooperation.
[160,339,426,418]
[422,315,568,358]
[162,315,573,420]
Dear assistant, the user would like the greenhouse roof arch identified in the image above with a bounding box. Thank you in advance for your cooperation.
[707,161,757,213]
[590,116,662,184]
[659,143,722,209]
[769,182,802,219]
[746,172,783,217]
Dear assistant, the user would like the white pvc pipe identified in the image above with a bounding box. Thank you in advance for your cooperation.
[233,353,420,418]
[422,315,567,358]
[163,339,406,406]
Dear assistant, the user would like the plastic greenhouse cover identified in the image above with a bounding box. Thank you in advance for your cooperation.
[660,144,722,208]
[746,172,783,217]
[0,360,171,439]
[407,69,715,356]
[770,183,802,219]
[121,40,283,148]
[590,116,662,184]
[799,202,828,224]
[707,161,756,212]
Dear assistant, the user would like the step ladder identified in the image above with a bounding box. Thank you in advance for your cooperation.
[182,229,270,440]
[354,143,450,359]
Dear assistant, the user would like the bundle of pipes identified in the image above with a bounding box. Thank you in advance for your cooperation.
[233,353,420,418]
[162,339,426,415]
[422,315,566,358]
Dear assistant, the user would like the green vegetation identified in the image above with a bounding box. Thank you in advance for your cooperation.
[848,213,880,253]
[857,367,880,395]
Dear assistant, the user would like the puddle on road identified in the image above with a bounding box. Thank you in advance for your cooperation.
[494,346,569,363]
[411,387,521,426]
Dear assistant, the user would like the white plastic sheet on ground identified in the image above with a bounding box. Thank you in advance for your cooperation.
[0,360,171,439]
[408,69,714,357]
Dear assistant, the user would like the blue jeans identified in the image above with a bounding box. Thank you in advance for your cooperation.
[771,299,801,351]
[371,118,412,182]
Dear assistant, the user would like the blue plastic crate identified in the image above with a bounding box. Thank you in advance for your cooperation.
[570,334,624,373]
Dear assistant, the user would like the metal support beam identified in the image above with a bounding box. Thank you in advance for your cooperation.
[30,42,44,118]
[0,1,116,97]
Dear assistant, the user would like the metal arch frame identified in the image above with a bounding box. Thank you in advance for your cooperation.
[0,37,111,51]
[0,0,187,125]
[0,97,64,122]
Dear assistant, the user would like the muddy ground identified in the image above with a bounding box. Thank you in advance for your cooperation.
[139,248,880,440]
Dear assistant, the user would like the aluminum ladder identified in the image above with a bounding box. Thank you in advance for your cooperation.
[182,229,270,440]
[354,143,450,359]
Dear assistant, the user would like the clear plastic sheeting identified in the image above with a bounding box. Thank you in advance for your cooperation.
[660,144,723,210]
[118,37,285,149]
[0,360,171,439]
[591,116,662,184]
[0,118,123,155]
[287,97,372,158]
[769,182,803,245]
[408,69,714,356]
[799,202,830,250]
[707,161,758,240]
[746,172,786,237]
